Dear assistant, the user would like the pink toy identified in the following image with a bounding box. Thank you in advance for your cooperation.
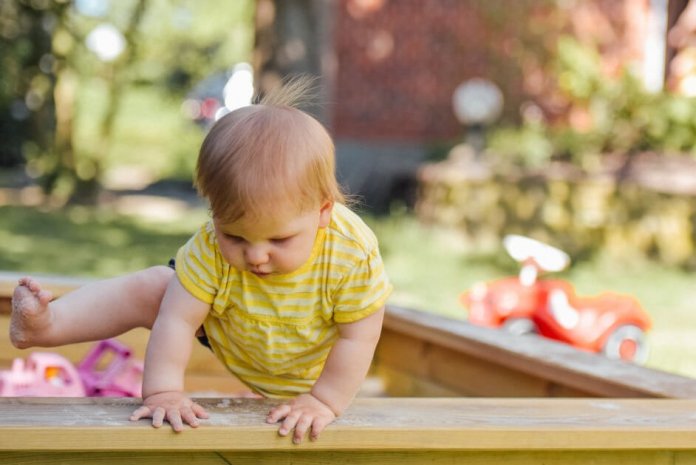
[0,352,86,397]
[77,339,143,397]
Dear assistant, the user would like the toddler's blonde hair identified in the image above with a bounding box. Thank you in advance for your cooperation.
[195,76,345,223]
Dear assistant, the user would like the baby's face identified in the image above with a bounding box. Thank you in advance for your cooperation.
[214,201,333,277]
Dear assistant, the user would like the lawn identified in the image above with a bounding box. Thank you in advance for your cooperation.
[2,200,696,379]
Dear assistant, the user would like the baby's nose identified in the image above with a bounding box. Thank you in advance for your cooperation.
[245,246,269,265]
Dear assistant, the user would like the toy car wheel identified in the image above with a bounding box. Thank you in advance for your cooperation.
[502,317,538,336]
[602,324,649,364]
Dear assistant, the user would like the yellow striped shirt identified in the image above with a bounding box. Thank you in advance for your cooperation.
[175,203,392,397]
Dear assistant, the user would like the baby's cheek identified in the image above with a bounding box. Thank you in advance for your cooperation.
[219,246,239,267]
[270,253,291,273]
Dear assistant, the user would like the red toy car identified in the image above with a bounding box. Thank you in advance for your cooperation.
[460,235,652,364]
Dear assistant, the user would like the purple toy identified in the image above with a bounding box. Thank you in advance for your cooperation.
[76,339,143,397]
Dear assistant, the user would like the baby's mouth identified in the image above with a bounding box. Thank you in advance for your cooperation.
[250,269,271,277]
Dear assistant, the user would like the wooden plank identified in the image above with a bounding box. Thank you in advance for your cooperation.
[369,364,463,397]
[376,328,594,397]
[1,451,693,465]
[2,397,696,452]
[379,306,696,399]
[0,452,231,465]
[215,451,696,465]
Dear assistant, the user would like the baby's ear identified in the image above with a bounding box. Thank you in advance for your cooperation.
[319,200,334,228]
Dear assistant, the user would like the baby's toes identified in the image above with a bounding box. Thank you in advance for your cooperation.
[37,290,53,306]
[25,278,43,294]
[12,286,34,309]
[12,285,44,316]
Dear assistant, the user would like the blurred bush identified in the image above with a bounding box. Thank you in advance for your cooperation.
[488,36,696,169]
[417,152,696,269]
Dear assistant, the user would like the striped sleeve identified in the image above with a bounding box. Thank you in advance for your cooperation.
[175,223,219,304]
[332,246,393,324]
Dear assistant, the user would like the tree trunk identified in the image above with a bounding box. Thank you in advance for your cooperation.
[71,0,149,204]
[253,0,336,125]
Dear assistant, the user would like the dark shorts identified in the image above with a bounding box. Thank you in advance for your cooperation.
[168,258,212,350]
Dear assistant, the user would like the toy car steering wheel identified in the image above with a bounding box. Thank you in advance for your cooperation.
[503,235,570,272]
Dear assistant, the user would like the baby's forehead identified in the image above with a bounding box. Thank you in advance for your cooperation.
[216,207,316,238]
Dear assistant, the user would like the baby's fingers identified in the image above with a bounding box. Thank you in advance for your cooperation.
[278,411,302,437]
[293,415,313,444]
[191,402,209,419]
[166,409,184,432]
[152,407,166,428]
[310,416,332,441]
[180,406,202,428]
[266,403,291,424]
[129,405,153,422]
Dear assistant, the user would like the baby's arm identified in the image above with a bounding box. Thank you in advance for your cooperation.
[129,276,210,432]
[267,306,385,442]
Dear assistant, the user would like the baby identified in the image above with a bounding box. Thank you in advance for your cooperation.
[11,77,392,443]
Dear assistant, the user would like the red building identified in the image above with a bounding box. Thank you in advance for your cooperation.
[255,0,689,211]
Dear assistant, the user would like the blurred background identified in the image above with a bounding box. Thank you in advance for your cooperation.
[2,0,696,376]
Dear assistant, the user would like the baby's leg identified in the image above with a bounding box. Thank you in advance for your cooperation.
[10,266,174,348]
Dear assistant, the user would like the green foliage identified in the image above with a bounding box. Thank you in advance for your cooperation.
[126,0,255,92]
[0,0,59,167]
[488,122,554,169]
[555,36,604,100]
[0,0,254,199]
[489,36,696,167]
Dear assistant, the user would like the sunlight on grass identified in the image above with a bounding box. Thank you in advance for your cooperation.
[0,205,209,277]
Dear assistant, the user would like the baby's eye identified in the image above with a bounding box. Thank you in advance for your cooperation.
[225,234,245,243]
[271,236,292,245]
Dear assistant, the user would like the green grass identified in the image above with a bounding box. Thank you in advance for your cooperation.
[0,204,208,277]
[2,204,696,379]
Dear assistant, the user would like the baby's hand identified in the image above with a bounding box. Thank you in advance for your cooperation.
[130,391,209,432]
[266,393,336,443]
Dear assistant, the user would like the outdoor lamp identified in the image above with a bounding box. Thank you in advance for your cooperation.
[452,78,504,155]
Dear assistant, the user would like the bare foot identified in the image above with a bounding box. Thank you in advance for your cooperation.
[10,277,54,349]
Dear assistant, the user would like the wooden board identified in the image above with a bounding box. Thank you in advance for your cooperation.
[377,306,696,398]
[2,397,696,464]
[3,451,695,465]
